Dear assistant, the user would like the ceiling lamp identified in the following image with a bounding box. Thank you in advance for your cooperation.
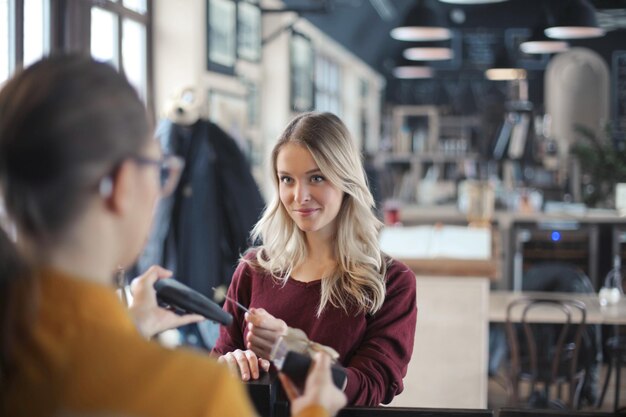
[520,27,570,55]
[404,42,454,61]
[486,67,526,81]
[393,66,434,79]
[544,0,605,40]
[390,1,451,42]
[485,46,526,81]
[391,57,434,79]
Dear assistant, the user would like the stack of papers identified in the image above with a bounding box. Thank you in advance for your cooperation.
[379,225,491,260]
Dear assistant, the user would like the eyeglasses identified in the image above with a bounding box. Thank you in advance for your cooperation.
[130,154,185,198]
[98,154,185,199]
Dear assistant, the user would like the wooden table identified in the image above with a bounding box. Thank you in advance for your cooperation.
[489,291,626,325]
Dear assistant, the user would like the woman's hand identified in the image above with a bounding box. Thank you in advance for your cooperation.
[127,265,204,338]
[217,349,271,381]
[245,307,288,359]
[279,352,347,417]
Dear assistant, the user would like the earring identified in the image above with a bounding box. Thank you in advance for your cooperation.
[99,177,113,198]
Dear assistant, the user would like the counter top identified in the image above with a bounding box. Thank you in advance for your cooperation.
[400,204,626,227]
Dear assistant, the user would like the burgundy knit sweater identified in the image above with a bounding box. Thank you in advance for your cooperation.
[213,253,417,406]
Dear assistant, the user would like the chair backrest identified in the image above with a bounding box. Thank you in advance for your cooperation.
[522,262,594,294]
[505,298,587,408]
[521,262,602,407]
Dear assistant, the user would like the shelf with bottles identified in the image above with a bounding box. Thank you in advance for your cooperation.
[379,155,483,205]
[391,105,439,156]
[390,105,480,158]
[383,105,484,204]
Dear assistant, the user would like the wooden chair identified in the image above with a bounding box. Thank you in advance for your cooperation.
[504,298,587,409]
[520,263,601,407]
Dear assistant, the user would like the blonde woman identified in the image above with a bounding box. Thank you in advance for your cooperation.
[214,112,417,406]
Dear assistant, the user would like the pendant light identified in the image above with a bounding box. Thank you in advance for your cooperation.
[404,41,454,61]
[544,0,605,40]
[520,26,570,55]
[485,46,526,81]
[391,1,451,42]
[392,57,434,79]
[393,66,435,79]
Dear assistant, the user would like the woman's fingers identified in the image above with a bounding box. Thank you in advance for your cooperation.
[130,265,172,292]
[218,350,262,381]
[246,321,285,357]
[244,350,260,379]
[248,324,280,341]
[246,330,276,357]
[217,353,239,376]
[245,309,287,334]
[259,358,271,372]
[233,349,254,380]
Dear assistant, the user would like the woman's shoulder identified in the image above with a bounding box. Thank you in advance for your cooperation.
[232,248,269,282]
[383,257,416,289]
[242,247,259,259]
[234,248,259,271]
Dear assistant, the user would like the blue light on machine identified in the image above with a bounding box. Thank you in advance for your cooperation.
[551,231,561,242]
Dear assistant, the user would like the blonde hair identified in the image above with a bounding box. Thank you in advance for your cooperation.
[248,112,387,316]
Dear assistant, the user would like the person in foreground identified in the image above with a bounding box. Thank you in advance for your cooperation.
[0,55,346,417]
[213,111,418,406]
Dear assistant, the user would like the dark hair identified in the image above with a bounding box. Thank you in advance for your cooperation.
[0,55,150,241]
[0,55,150,379]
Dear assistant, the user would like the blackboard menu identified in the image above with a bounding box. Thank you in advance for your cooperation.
[612,50,626,137]
[457,28,548,71]
[504,28,549,70]
[462,29,502,69]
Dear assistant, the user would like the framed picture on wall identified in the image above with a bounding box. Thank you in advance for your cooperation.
[207,0,236,73]
[209,88,249,154]
[237,1,261,62]
[290,32,315,112]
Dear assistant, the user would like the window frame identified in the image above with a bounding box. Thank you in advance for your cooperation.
[314,53,342,116]
[2,0,153,115]
[84,0,153,114]
[4,0,54,73]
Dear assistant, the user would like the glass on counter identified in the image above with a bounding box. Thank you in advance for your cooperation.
[383,200,402,226]
[462,180,495,227]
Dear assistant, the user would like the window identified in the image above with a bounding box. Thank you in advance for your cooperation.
[91,7,119,69]
[0,0,12,83]
[122,0,147,14]
[0,0,151,110]
[122,18,147,101]
[315,55,341,116]
[22,0,50,68]
[88,1,150,104]
[1,0,51,84]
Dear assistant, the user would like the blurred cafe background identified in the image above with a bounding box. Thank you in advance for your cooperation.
[4,0,626,415]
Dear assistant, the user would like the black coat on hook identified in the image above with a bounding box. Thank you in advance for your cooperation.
[136,119,264,299]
